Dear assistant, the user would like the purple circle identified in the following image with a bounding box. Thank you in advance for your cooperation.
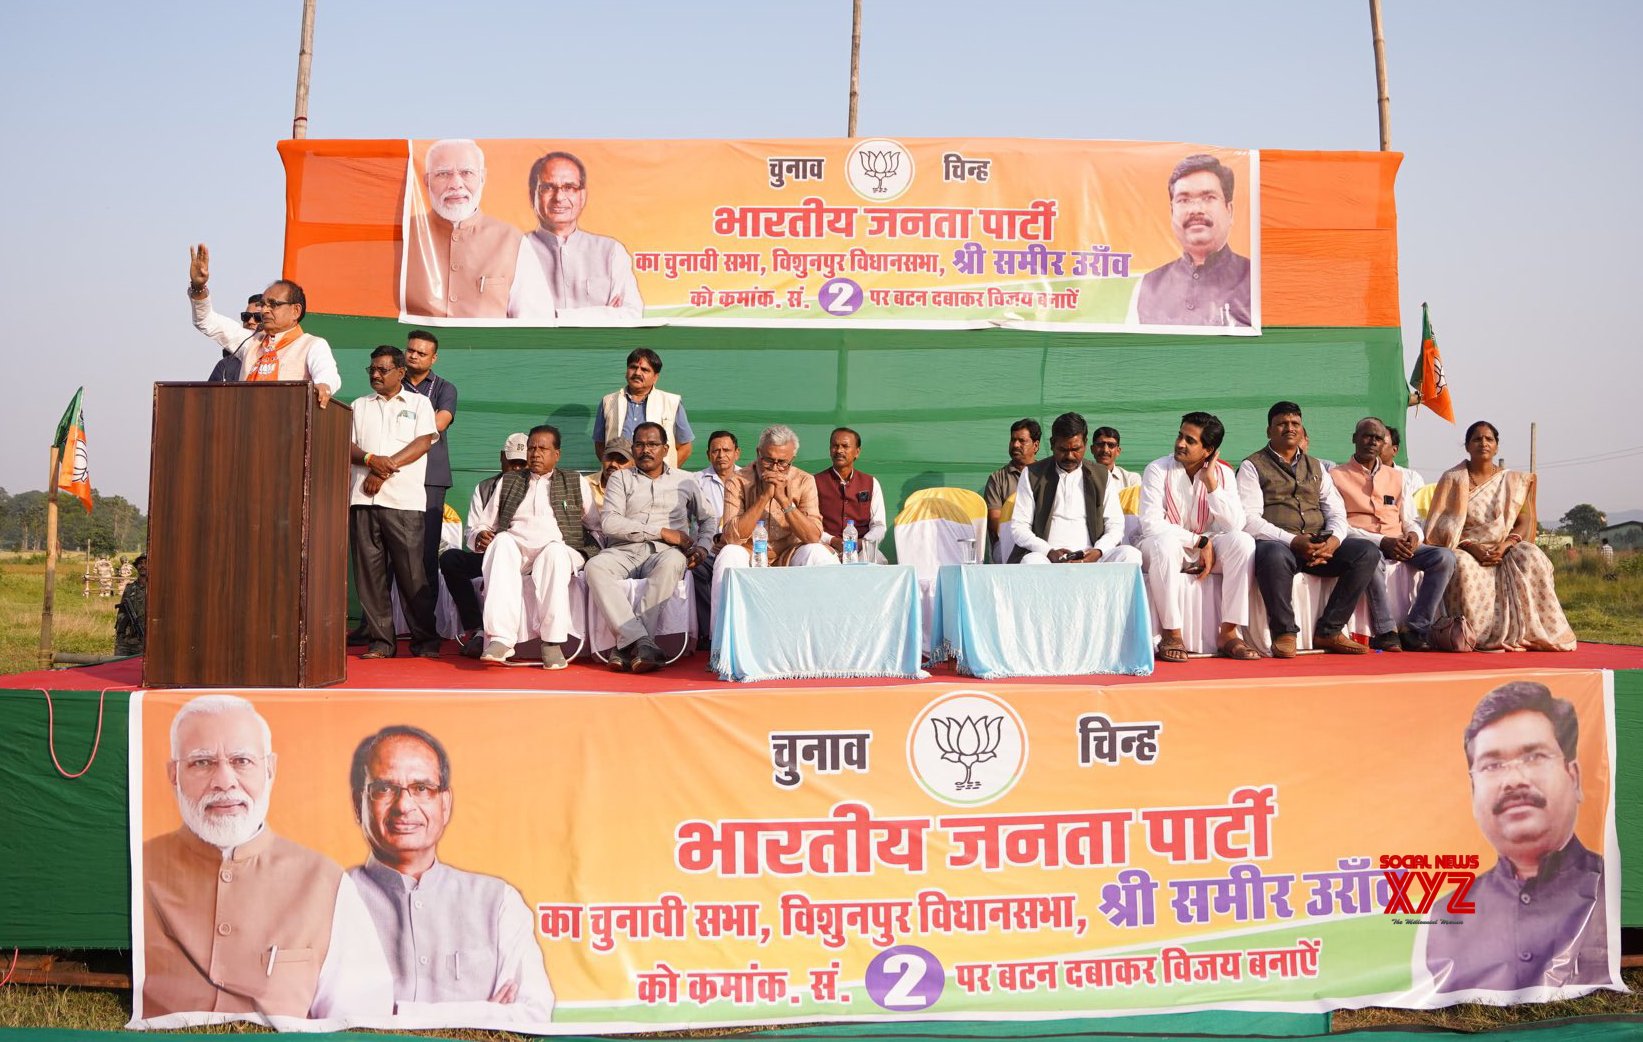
[818,277,864,316]
[864,945,944,1012]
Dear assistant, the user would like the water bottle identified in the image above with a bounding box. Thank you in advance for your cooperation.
[752,519,769,567]
[842,520,859,564]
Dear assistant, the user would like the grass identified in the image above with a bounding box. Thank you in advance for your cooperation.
[0,551,125,675]
[0,551,1637,1035]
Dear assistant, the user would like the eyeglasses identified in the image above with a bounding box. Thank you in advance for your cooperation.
[759,455,794,470]
[177,753,265,777]
[365,365,400,376]
[536,182,584,196]
[240,311,260,323]
[366,780,445,804]
[1471,749,1563,778]
[262,299,296,309]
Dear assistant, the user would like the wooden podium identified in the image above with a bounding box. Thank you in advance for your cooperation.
[145,383,350,687]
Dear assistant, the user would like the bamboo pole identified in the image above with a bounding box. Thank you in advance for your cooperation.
[1369,0,1391,150]
[38,445,61,669]
[292,0,317,139]
[847,0,861,137]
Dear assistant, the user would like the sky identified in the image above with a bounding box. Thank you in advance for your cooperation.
[2,1,1639,524]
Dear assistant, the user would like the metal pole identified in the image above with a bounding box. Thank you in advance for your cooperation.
[38,446,61,669]
[847,0,861,137]
[1369,0,1391,150]
[292,0,317,139]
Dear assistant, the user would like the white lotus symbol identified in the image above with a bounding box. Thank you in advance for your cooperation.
[932,715,1002,790]
[859,149,901,193]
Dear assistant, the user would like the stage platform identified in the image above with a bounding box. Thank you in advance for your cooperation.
[7,640,1642,693]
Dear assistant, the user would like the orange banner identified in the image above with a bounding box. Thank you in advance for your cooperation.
[129,669,1617,1033]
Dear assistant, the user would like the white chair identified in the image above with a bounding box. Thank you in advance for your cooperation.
[1345,561,1426,641]
[473,570,589,662]
[893,488,987,656]
[585,573,697,665]
[1246,573,1339,656]
[1147,573,1227,655]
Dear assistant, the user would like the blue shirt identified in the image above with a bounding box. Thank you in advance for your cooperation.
[405,371,458,488]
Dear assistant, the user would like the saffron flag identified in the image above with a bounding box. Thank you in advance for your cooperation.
[52,387,92,513]
[1410,302,1455,422]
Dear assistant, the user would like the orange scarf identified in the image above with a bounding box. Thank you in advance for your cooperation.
[246,325,303,381]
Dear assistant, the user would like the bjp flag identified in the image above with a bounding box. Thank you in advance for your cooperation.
[1410,302,1455,423]
[52,387,92,513]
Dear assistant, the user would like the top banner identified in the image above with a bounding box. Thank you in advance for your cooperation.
[398,138,1259,334]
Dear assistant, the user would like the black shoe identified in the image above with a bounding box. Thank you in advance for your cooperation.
[460,633,486,659]
[607,645,635,673]
[1400,628,1431,652]
[1370,631,1403,653]
[630,641,666,674]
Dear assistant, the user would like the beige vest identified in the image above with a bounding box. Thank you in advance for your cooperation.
[237,330,319,383]
[404,210,522,318]
[1329,458,1405,537]
[142,827,342,1018]
[602,388,683,468]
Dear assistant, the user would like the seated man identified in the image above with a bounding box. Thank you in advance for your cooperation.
[814,427,887,561]
[1091,425,1141,490]
[982,418,1039,559]
[586,421,719,673]
[689,430,744,648]
[1236,401,1379,657]
[713,424,835,625]
[1330,417,1456,651]
[586,437,634,513]
[475,425,599,669]
[1139,411,1259,661]
[1383,425,1425,494]
[440,434,529,657]
[1008,412,1141,567]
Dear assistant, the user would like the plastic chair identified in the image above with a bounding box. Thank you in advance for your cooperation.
[586,572,697,665]
[894,488,987,655]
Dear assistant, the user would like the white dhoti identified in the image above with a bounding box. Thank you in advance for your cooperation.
[1140,530,1254,630]
[1019,545,1142,567]
[481,534,583,646]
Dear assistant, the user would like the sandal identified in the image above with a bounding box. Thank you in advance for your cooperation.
[1156,636,1190,663]
[1218,636,1260,660]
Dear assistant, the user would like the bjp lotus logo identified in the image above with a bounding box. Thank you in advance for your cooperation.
[930,715,1002,791]
[908,692,1027,807]
[846,138,914,201]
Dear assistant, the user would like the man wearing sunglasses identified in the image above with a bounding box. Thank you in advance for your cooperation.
[188,243,341,407]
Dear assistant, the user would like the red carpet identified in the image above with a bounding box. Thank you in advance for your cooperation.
[5,641,1641,693]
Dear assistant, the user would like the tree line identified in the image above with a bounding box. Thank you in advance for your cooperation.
[0,487,148,554]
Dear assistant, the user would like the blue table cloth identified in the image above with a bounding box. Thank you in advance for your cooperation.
[932,563,1154,678]
[714,565,926,682]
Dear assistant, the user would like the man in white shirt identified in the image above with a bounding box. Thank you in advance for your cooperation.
[350,347,439,659]
[1236,400,1378,657]
[1383,425,1426,494]
[474,426,599,670]
[1091,425,1142,490]
[441,435,530,658]
[1139,411,1259,661]
[508,150,643,323]
[188,244,340,407]
[814,427,888,562]
[1008,412,1142,566]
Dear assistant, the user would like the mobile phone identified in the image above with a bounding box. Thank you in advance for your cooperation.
[1310,534,1329,544]
[1064,549,1087,561]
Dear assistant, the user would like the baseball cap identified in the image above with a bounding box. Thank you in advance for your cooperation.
[502,432,529,461]
[603,437,635,462]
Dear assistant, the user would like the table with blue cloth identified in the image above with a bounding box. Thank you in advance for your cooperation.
[713,565,927,682]
[931,563,1154,678]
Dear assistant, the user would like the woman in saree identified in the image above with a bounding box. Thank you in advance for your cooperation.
[1425,420,1576,651]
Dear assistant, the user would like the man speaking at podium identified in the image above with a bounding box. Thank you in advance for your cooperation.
[187,244,340,407]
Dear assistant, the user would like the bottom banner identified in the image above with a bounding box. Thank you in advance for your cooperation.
[127,669,1622,1033]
